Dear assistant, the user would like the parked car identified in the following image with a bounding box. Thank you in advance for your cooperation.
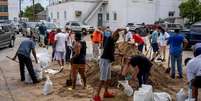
[183,22,201,48]
[65,21,94,33]
[160,23,183,31]
[0,23,15,48]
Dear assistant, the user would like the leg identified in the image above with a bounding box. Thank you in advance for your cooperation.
[137,73,143,87]
[171,55,176,79]
[78,64,86,88]
[177,54,183,78]
[105,62,111,93]
[25,57,38,83]
[18,55,25,81]
[142,72,149,84]
[71,64,78,89]
[192,86,198,101]
[163,46,166,60]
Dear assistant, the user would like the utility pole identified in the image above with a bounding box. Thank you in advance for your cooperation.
[32,0,35,21]
[19,0,22,21]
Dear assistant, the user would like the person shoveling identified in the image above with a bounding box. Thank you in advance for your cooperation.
[12,36,40,84]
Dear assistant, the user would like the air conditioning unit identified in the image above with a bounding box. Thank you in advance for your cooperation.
[75,11,82,17]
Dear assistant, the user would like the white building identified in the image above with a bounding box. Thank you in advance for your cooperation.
[47,0,182,29]
[8,0,19,20]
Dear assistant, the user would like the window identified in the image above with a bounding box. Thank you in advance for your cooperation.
[0,5,8,12]
[71,22,80,26]
[50,12,53,18]
[0,16,8,20]
[57,12,59,19]
[106,13,109,20]
[113,12,117,20]
[168,11,175,17]
[64,11,67,19]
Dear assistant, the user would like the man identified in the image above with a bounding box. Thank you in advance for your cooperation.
[185,46,201,101]
[93,29,120,101]
[103,26,112,48]
[91,27,103,60]
[120,55,152,87]
[48,29,56,61]
[54,28,67,70]
[38,23,47,45]
[133,31,145,52]
[12,36,39,84]
[167,29,188,79]
[150,27,159,61]
[125,29,133,42]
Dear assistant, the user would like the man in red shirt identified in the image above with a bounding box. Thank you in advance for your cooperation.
[48,29,56,61]
[133,31,145,52]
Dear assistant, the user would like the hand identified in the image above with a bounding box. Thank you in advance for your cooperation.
[12,57,16,60]
[35,60,39,64]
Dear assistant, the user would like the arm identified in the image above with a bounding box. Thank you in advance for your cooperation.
[32,48,38,63]
[132,65,139,80]
[12,51,18,60]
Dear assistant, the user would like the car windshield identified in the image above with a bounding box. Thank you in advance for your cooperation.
[45,23,57,29]
[191,25,201,32]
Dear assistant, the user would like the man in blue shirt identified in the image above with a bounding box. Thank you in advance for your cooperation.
[150,27,159,61]
[12,36,39,84]
[167,29,188,79]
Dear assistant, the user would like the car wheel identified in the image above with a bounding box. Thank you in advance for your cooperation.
[9,39,15,48]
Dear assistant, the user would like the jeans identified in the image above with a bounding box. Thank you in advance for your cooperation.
[18,54,37,83]
[170,54,183,78]
[137,71,149,87]
[65,46,72,62]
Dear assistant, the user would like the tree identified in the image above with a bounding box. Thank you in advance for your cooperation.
[23,3,44,21]
[179,0,201,24]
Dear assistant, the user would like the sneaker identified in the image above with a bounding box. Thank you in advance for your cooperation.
[93,95,101,101]
[104,91,115,98]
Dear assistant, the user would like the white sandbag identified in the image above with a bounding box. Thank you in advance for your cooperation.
[185,88,195,101]
[118,80,133,96]
[36,48,50,68]
[133,85,153,101]
[176,88,187,101]
[24,65,43,84]
[76,73,83,86]
[154,92,172,101]
[44,69,59,75]
[43,75,53,95]
[185,98,195,101]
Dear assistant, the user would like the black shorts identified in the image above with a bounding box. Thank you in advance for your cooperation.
[151,43,159,52]
[192,76,201,88]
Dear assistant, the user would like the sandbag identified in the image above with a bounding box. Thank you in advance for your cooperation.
[76,73,83,86]
[36,48,50,68]
[154,92,172,101]
[43,75,53,95]
[133,85,153,101]
[176,88,187,101]
[118,80,133,96]
[24,64,43,84]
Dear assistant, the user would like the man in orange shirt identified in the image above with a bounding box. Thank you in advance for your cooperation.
[133,31,145,52]
[91,27,103,60]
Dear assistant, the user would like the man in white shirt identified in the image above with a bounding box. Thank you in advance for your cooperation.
[125,31,133,42]
[54,28,67,70]
[186,46,201,101]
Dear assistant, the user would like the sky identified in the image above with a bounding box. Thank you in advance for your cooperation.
[22,0,49,10]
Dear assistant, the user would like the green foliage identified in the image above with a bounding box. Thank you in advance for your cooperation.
[23,3,44,21]
[179,0,201,24]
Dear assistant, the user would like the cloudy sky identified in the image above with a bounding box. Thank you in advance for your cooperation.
[22,0,49,10]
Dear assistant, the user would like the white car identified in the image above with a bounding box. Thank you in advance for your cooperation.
[65,21,94,33]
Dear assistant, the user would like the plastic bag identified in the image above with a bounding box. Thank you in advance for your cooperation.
[76,73,82,86]
[24,65,43,84]
[176,88,187,101]
[154,92,172,101]
[118,80,133,96]
[133,85,153,101]
[36,48,50,68]
[43,75,53,95]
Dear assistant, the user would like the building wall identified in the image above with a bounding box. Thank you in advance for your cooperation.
[0,0,9,20]
[8,0,19,20]
[47,0,182,29]
[47,1,97,28]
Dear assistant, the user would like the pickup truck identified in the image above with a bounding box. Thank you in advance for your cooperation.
[0,23,15,48]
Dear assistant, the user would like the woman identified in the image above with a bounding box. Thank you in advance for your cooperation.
[71,32,87,89]
[158,28,169,61]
